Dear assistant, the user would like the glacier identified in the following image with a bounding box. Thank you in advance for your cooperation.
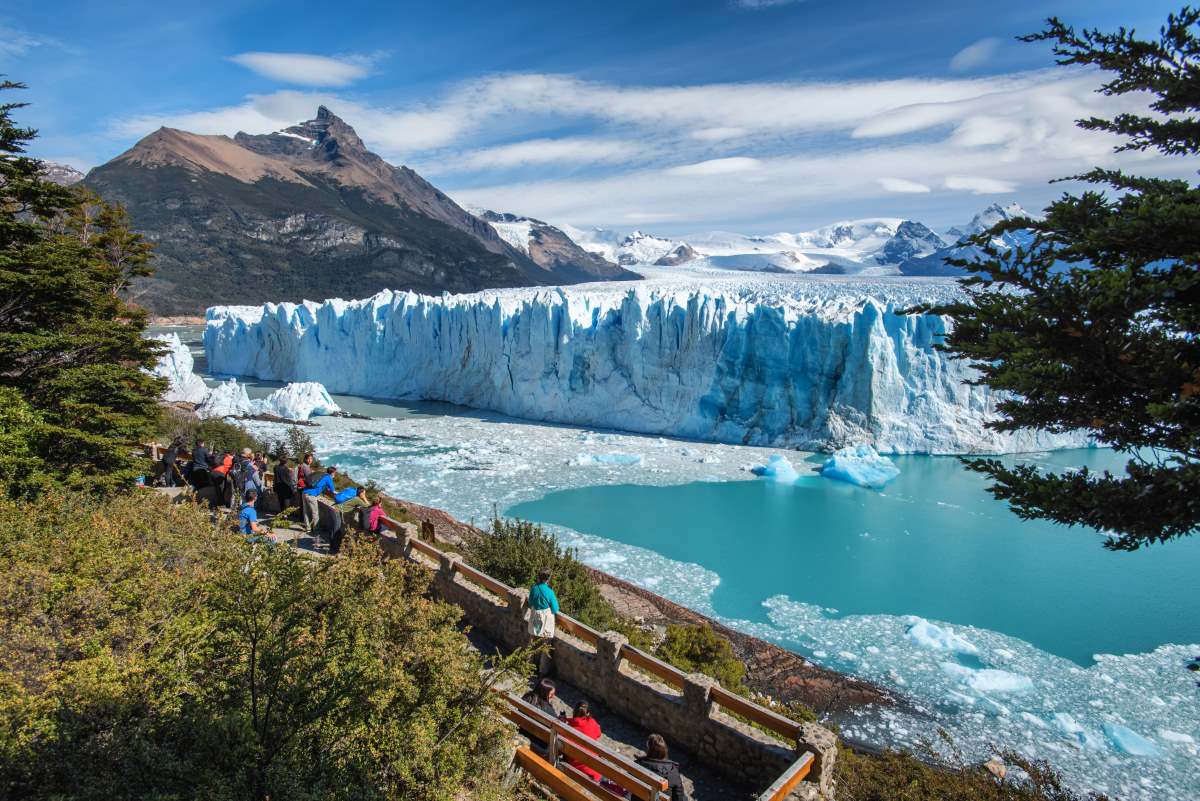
[203,274,1085,454]
[150,333,209,404]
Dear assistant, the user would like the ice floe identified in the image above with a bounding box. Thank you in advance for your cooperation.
[820,444,900,488]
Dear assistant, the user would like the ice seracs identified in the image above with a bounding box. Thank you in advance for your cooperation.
[256,381,341,420]
[196,378,256,418]
[150,333,210,404]
[204,275,1087,454]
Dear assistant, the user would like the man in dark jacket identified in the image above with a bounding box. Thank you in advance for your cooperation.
[636,734,690,801]
[274,456,297,519]
[161,439,181,487]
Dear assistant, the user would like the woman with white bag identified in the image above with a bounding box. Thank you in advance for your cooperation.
[527,568,559,677]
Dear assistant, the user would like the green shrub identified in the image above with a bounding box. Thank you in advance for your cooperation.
[0,489,522,801]
[836,744,1109,801]
[656,623,747,691]
[465,517,651,648]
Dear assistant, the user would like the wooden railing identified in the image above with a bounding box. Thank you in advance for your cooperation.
[756,750,814,801]
[710,686,802,741]
[504,693,668,801]
[619,643,687,690]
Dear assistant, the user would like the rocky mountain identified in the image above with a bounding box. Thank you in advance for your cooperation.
[899,203,1031,277]
[875,220,945,265]
[41,162,85,186]
[471,209,632,280]
[653,242,698,266]
[83,107,634,315]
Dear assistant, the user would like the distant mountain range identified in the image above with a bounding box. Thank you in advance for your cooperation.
[76,107,634,315]
[560,202,1031,277]
[46,111,1031,315]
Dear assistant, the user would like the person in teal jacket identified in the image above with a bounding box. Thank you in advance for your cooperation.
[528,568,559,677]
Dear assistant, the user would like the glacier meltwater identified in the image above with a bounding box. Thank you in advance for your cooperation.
[203,275,1083,454]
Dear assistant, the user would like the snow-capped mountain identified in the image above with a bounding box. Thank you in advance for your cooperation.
[560,226,697,266]
[875,221,946,265]
[470,209,630,280]
[899,203,1032,277]
[41,162,84,186]
[945,202,1030,241]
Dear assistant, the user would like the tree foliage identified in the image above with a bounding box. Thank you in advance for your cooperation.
[466,517,652,648]
[656,624,747,692]
[0,81,163,498]
[922,9,1200,549]
[0,490,521,801]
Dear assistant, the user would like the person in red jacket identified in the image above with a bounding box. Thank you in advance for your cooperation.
[565,701,603,783]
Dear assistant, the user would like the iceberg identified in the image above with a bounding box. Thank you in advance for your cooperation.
[751,454,801,483]
[196,378,256,418]
[940,662,1034,694]
[204,280,1088,454]
[255,381,341,420]
[904,617,979,656]
[571,452,644,467]
[819,444,900,488]
[1104,724,1161,757]
[150,333,209,404]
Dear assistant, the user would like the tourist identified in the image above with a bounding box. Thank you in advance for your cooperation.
[636,735,689,801]
[240,489,264,538]
[329,486,368,555]
[528,567,559,677]
[298,453,317,529]
[273,456,297,517]
[212,449,234,476]
[186,438,210,481]
[161,438,180,487]
[367,495,386,534]
[302,465,336,539]
[565,700,603,782]
[521,678,558,718]
[240,447,264,503]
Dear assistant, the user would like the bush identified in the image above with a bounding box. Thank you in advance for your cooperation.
[656,624,746,691]
[836,744,1109,801]
[0,490,522,801]
[466,517,651,648]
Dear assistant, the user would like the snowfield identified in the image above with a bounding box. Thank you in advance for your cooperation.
[205,269,1084,454]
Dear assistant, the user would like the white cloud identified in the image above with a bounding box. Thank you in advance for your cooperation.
[878,177,931,193]
[666,157,761,176]
[0,25,70,59]
[691,127,748,141]
[228,52,372,87]
[945,175,1017,194]
[950,38,1002,72]
[446,138,637,171]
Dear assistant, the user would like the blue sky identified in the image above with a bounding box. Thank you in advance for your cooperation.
[3,0,1193,234]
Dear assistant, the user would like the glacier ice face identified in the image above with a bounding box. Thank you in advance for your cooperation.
[150,333,209,404]
[256,381,341,419]
[204,276,1087,454]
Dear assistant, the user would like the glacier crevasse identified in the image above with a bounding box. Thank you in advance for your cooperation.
[204,284,1085,454]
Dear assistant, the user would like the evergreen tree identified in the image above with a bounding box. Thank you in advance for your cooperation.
[924,10,1200,549]
[0,81,163,497]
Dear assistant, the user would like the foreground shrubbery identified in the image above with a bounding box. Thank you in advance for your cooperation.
[0,490,522,801]
[836,746,1109,801]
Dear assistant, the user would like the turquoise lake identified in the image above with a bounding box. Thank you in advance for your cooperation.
[508,447,1200,666]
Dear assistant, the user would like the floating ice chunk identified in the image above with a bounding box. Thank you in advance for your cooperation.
[1020,712,1049,729]
[905,617,980,656]
[941,662,1033,694]
[150,333,209,404]
[571,452,644,467]
[1053,713,1106,750]
[751,454,800,483]
[1157,730,1194,745]
[819,444,900,488]
[196,378,256,418]
[253,381,341,420]
[1104,724,1161,757]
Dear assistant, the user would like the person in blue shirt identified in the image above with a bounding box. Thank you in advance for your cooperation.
[301,466,337,538]
[240,490,264,538]
[528,567,559,677]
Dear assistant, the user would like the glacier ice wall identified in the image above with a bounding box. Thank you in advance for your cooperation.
[204,283,1084,454]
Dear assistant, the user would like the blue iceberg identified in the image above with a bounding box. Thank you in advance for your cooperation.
[820,444,900,488]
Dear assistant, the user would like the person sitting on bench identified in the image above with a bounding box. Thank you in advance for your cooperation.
[240,490,265,539]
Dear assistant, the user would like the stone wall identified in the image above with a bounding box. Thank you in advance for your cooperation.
[376,526,837,799]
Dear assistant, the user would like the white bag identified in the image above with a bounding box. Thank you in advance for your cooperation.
[527,606,556,639]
